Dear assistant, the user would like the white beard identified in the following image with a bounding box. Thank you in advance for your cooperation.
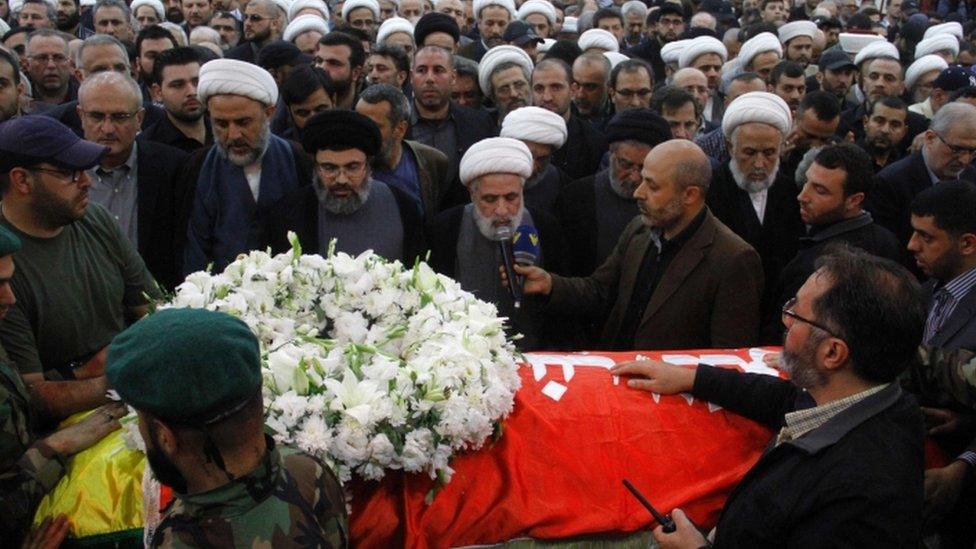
[729,156,779,194]
[473,204,525,240]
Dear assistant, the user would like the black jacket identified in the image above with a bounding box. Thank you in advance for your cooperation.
[837,102,928,158]
[141,114,213,154]
[552,114,608,182]
[224,41,258,63]
[867,150,976,245]
[265,182,424,265]
[134,139,192,291]
[624,37,666,86]
[695,365,924,548]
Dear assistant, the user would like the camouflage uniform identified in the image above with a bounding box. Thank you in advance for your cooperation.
[151,436,348,548]
[904,346,976,410]
[0,361,66,545]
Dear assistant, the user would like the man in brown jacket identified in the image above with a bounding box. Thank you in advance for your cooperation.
[515,139,764,351]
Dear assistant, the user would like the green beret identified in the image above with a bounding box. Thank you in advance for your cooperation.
[106,308,262,424]
[0,225,21,257]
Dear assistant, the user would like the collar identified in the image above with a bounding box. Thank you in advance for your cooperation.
[651,206,707,253]
[173,435,280,517]
[410,101,455,125]
[922,148,941,185]
[935,265,976,301]
[803,211,874,243]
[96,142,138,175]
[783,383,904,454]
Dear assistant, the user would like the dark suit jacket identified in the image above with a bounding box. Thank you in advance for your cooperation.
[552,114,609,181]
[266,182,424,264]
[837,102,928,157]
[547,209,764,350]
[42,99,165,137]
[456,39,488,62]
[867,151,976,245]
[923,279,976,351]
[224,41,258,63]
[135,140,191,291]
[403,139,452,216]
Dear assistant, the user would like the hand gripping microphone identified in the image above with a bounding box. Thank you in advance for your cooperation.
[493,226,522,308]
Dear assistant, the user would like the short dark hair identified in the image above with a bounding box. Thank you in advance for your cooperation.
[136,25,177,58]
[533,57,572,83]
[0,48,21,87]
[811,246,925,383]
[742,21,777,40]
[593,6,624,27]
[950,86,976,103]
[281,64,336,105]
[846,13,873,30]
[610,58,653,88]
[866,94,907,117]
[760,0,784,8]
[770,60,805,85]
[359,83,410,126]
[910,180,976,237]
[370,42,410,75]
[813,143,874,197]
[798,90,841,121]
[319,31,366,68]
[151,46,200,86]
[650,85,699,118]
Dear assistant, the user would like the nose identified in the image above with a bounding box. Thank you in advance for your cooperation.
[907,233,920,252]
[0,284,15,308]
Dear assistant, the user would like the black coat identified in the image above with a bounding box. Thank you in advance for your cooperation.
[552,114,608,182]
[141,114,213,154]
[694,365,924,548]
[837,102,929,158]
[224,41,258,63]
[265,182,424,265]
[624,37,666,86]
[706,163,804,305]
[867,150,976,245]
[134,139,192,291]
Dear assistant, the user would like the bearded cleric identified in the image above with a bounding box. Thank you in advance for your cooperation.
[266,110,423,263]
[183,59,313,275]
[425,137,572,350]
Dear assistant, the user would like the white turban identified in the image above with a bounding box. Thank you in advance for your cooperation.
[79,0,95,6]
[518,0,556,25]
[562,16,578,33]
[460,137,533,185]
[737,32,782,70]
[722,91,792,138]
[905,54,949,91]
[473,0,516,19]
[777,20,816,44]
[283,14,329,42]
[288,0,329,20]
[131,0,165,21]
[678,36,727,69]
[915,35,959,59]
[272,0,293,22]
[377,17,414,45]
[924,21,963,41]
[661,39,690,65]
[478,44,534,96]
[837,32,883,54]
[538,38,556,54]
[198,59,279,107]
[500,106,568,148]
[342,0,379,20]
[0,18,9,36]
[578,28,619,53]
[853,40,899,66]
[604,51,630,70]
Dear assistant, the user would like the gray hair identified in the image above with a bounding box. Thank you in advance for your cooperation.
[78,71,143,107]
[489,60,530,98]
[21,0,56,23]
[75,34,129,69]
[689,11,716,30]
[359,83,411,126]
[930,102,976,136]
[159,22,189,46]
[454,55,479,79]
[620,0,647,19]
[93,0,132,21]
[25,28,69,57]
[190,25,222,45]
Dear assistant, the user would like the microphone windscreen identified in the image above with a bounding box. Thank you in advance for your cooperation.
[513,224,540,266]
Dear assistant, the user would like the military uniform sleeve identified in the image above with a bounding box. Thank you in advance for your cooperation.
[0,438,66,541]
[313,459,349,548]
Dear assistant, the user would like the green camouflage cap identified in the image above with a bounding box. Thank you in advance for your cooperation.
[0,225,22,257]
[106,308,262,423]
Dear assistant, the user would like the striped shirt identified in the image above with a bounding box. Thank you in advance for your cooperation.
[924,266,976,345]
[776,384,889,446]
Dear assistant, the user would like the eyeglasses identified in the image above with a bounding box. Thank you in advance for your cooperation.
[29,53,69,65]
[244,13,268,21]
[315,161,367,179]
[781,297,840,337]
[80,109,142,124]
[935,132,976,158]
[30,167,85,183]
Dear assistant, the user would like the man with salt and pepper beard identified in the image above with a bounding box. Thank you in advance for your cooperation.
[267,110,423,263]
[183,59,312,274]
[706,91,803,306]
[425,137,569,350]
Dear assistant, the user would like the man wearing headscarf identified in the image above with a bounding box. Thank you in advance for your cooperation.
[500,106,569,217]
[425,137,571,350]
[706,92,804,306]
[107,308,348,547]
[184,59,313,274]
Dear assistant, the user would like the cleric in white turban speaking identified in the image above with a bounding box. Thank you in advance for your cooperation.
[500,106,569,215]
[425,136,568,351]
[707,91,803,291]
[184,59,312,275]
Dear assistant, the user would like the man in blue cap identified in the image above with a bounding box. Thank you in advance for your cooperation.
[0,115,159,421]
[107,308,348,547]
[0,222,127,546]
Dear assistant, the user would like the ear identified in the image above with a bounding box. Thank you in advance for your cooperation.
[150,82,162,102]
[819,336,850,373]
[958,232,976,256]
[151,418,181,455]
[394,119,408,140]
[265,103,276,119]
[135,107,146,126]
[351,64,363,83]
[844,191,864,211]
[74,67,85,82]
[7,167,34,196]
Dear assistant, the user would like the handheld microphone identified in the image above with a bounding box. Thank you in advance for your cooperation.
[512,224,540,267]
[493,226,522,308]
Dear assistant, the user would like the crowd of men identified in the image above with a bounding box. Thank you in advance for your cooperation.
[1,0,976,545]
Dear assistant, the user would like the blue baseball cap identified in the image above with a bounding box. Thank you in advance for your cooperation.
[934,66,976,92]
[0,115,109,172]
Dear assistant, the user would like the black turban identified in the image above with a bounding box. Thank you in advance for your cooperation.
[301,110,382,157]
[414,13,460,46]
[604,108,673,147]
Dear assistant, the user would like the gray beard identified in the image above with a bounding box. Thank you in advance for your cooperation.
[473,204,525,240]
[780,333,830,390]
[729,156,779,194]
[608,168,636,200]
[315,177,373,214]
[216,123,271,167]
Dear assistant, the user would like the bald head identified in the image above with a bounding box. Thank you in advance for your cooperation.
[78,70,142,109]
[650,139,711,193]
[636,139,711,235]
